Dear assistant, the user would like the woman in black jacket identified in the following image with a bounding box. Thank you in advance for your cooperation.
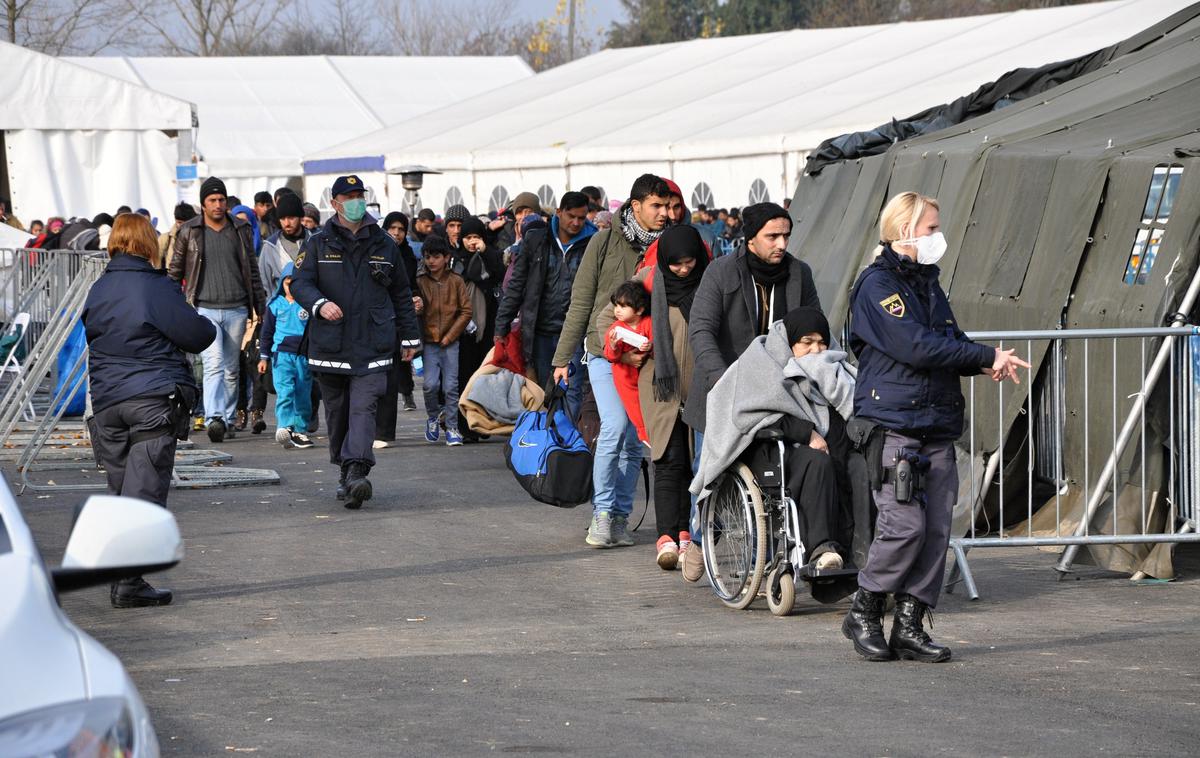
[83,213,216,608]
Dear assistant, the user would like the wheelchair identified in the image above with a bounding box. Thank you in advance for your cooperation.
[700,433,863,615]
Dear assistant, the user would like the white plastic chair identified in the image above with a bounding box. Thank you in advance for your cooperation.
[1,313,37,422]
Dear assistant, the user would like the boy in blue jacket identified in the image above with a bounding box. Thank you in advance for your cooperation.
[258,262,314,448]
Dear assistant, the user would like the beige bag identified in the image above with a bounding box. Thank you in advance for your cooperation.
[458,347,545,435]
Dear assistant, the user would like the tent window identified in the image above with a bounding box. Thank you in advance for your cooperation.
[749,179,770,204]
[538,185,557,211]
[691,182,714,209]
[489,186,510,215]
[444,186,465,212]
[1124,165,1182,285]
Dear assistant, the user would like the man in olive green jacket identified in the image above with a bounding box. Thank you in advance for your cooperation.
[552,174,671,548]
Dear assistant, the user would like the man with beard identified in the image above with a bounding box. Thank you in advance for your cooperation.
[552,174,671,548]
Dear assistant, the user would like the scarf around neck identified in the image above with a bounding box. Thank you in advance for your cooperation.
[620,204,663,250]
[651,227,709,402]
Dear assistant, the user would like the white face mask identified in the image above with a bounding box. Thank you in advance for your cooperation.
[899,231,947,265]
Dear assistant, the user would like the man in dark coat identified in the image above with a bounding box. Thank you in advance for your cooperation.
[494,190,595,406]
[685,202,822,435]
[290,176,421,509]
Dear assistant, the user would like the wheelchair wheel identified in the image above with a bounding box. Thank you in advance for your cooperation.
[702,463,768,610]
[766,567,796,617]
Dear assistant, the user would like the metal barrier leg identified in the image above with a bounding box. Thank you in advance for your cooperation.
[947,542,980,601]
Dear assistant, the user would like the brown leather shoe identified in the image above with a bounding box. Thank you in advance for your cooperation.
[681,543,705,583]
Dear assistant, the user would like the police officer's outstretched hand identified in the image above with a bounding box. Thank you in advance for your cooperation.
[987,347,1031,383]
[319,301,343,321]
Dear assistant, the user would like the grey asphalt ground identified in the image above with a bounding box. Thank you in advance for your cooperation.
[12,408,1200,757]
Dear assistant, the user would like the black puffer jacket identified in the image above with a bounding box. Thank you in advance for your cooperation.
[83,254,216,412]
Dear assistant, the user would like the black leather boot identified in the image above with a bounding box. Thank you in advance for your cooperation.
[343,462,372,510]
[110,576,173,608]
[842,588,896,661]
[890,594,952,662]
[335,464,348,501]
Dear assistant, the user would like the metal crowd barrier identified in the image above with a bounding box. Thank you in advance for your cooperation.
[947,326,1200,600]
[0,249,279,492]
[0,248,92,349]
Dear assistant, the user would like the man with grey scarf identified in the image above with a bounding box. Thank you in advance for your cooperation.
[691,307,855,570]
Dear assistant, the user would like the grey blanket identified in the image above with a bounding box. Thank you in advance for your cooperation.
[465,369,528,424]
[689,321,856,498]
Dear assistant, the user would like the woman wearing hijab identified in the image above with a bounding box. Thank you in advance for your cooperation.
[598,225,710,570]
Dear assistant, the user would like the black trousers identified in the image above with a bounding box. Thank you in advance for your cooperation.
[653,418,693,539]
[744,439,841,559]
[375,358,414,441]
[317,371,387,468]
[237,324,267,414]
[89,395,177,507]
[457,334,489,435]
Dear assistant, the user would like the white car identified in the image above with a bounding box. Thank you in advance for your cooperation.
[0,479,182,757]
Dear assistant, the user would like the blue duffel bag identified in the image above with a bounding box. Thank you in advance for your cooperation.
[504,382,593,508]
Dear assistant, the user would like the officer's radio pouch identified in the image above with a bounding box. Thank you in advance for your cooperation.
[883,451,931,504]
[846,416,885,492]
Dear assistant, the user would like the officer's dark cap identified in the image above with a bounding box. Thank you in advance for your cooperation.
[331,175,366,197]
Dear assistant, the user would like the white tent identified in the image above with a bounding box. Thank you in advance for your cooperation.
[302,0,1195,215]
[67,55,534,203]
[0,40,195,229]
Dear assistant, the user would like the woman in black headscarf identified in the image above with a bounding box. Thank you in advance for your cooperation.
[601,225,710,570]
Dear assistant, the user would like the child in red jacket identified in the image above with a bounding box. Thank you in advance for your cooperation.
[604,281,653,445]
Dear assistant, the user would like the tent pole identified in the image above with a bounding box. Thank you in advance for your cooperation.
[1055,255,1200,575]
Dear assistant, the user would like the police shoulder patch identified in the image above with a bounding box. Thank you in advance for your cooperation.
[298,309,309,321]
[295,251,306,269]
[879,293,906,318]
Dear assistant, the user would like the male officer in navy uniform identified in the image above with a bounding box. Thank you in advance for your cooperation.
[291,175,421,509]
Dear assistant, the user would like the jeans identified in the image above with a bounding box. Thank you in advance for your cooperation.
[197,306,248,424]
[533,334,586,421]
[272,352,312,432]
[422,341,460,422]
[689,430,704,546]
[587,352,643,517]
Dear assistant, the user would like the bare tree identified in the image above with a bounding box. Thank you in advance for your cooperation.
[117,0,296,56]
[6,0,124,54]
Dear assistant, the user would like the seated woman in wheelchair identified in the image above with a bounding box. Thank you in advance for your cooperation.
[691,306,855,571]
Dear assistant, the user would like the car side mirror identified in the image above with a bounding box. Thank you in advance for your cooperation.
[51,496,183,593]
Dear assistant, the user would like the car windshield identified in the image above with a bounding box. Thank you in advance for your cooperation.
[0,514,10,555]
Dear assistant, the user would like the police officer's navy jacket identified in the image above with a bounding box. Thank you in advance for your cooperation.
[849,246,993,441]
[290,216,420,376]
[83,253,216,413]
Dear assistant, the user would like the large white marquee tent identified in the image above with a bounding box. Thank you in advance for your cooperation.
[67,54,534,204]
[302,0,1195,216]
[1,41,196,227]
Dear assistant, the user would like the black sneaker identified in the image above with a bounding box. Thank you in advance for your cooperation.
[289,430,315,449]
[206,418,226,443]
[402,394,416,411]
[110,577,173,608]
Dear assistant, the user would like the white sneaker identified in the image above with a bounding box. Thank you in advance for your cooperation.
[815,552,844,571]
[275,427,294,448]
[372,439,388,449]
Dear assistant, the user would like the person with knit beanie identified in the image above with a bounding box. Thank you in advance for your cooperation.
[168,176,265,444]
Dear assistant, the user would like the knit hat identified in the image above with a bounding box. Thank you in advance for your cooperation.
[461,215,487,240]
[741,202,790,241]
[422,235,450,257]
[302,203,321,223]
[173,203,197,222]
[276,193,304,220]
[200,177,227,202]
[509,191,542,215]
[782,306,830,347]
[444,204,471,222]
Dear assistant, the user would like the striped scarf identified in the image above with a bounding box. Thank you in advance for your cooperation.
[619,205,662,250]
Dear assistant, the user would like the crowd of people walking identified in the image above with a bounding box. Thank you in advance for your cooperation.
[53,167,1030,661]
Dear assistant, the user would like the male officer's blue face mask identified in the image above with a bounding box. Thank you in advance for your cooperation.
[340,198,367,223]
